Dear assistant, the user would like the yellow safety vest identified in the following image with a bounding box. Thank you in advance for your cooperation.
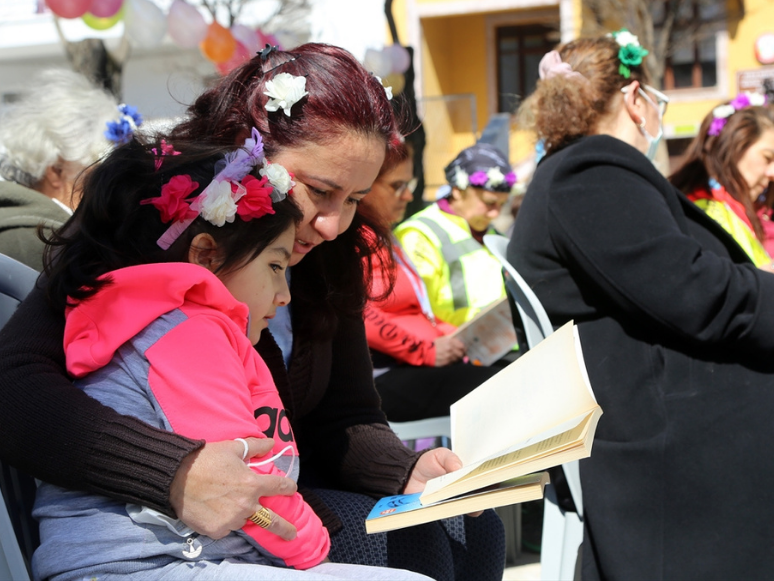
[395,204,506,326]
[693,198,772,268]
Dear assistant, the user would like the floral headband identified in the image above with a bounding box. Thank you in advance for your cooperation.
[451,166,517,193]
[609,29,649,79]
[105,104,143,145]
[141,128,294,250]
[708,92,768,136]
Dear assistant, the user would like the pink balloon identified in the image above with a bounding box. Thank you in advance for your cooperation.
[46,0,92,18]
[216,41,251,75]
[167,0,207,49]
[88,0,122,18]
[386,44,411,75]
[231,24,260,56]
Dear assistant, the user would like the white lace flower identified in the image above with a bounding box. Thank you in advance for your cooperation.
[375,76,393,100]
[485,167,505,188]
[749,92,767,106]
[614,31,640,48]
[713,104,736,119]
[260,163,295,196]
[199,181,238,227]
[453,166,469,190]
[264,73,309,117]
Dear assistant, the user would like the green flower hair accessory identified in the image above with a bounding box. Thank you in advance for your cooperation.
[609,28,649,79]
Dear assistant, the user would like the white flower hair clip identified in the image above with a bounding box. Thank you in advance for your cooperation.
[141,128,295,250]
[453,166,469,190]
[264,72,309,117]
[374,75,393,101]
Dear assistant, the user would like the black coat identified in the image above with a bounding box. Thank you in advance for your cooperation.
[509,135,774,580]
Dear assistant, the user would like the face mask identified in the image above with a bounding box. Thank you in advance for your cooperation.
[622,85,667,163]
[636,89,664,162]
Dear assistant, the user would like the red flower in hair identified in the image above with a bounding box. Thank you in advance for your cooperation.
[141,174,199,223]
[237,175,275,220]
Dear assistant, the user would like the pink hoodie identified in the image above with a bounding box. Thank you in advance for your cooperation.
[63,262,329,569]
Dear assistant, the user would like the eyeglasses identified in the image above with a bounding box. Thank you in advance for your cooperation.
[621,84,669,116]
[390,177,419,198]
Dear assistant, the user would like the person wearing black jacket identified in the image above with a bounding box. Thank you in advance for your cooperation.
[511,33,774,579]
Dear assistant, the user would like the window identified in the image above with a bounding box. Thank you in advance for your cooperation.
[496,24,558,113]
[654,0,724,90]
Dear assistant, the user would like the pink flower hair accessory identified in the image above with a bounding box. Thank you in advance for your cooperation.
[538,50,587,83]
[708,92,768,136]
[140,128,294,250]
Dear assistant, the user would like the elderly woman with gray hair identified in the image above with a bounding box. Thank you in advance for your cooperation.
[0,69,136,270]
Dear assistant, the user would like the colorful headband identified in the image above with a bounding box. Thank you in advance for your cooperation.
[708,92,768,136]
[105,104,143,145]
[140,128,294,250]
[609,29,649,79]
[451,166,517,193]
[538,51,587,83]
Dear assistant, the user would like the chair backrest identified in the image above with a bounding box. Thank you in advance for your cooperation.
[483,234,585,517]
[0,254,40,581]
[483,234,553,350]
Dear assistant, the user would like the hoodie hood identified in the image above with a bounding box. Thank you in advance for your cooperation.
[64,262,248,377]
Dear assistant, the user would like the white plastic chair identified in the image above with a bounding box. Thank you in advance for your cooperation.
[389,416,451,442]
[484,234,583,581]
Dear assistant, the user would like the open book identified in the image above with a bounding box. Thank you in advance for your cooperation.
[449,297,518,366]
[419,321,602,506]
[366,472,549,534]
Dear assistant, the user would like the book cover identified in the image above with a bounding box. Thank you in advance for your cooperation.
[449,297,517,366]
[365,472,549,534]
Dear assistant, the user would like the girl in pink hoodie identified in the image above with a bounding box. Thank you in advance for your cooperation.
[32,134,430,581]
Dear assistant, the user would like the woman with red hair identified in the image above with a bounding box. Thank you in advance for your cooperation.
[0,44,504,580]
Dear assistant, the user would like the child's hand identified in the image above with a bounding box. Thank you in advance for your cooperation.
[171,437,298,540]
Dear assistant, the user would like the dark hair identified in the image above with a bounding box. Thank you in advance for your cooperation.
[670,105,774,241]
[43,137,302,311]
[518,36,650,156]
[170,42,399,338]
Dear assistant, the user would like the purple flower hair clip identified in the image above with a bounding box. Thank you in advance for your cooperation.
[105,103,143,145]
[469,171,488,187]
[708,91,768,136]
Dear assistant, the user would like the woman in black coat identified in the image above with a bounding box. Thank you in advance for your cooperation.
[509,33,774,580]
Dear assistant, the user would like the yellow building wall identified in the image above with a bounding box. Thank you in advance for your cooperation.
[420,13,490,188]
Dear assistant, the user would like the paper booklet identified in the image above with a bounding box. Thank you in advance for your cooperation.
[419,321,602,506]
[449,297,518,366]
[365,472,549,534]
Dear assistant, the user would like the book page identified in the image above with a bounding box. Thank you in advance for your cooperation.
[449,297,517,366]
[422,411,590,501]
[450,321,597,466]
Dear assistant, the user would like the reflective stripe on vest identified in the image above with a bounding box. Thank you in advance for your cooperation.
[413,216,481,309]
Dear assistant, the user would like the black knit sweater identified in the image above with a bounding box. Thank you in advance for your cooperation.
[0,271,419,519]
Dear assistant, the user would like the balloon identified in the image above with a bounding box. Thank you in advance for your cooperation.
[363,48,392,78]
[82,4,123,29]
[124,0,167,47]
[200,21,236,63]
[382,72,406,96]
[386,44,411,75]
[46,0,91,19]
[88,0,122,18]
[216,41,250,75]
[167,0,207,48]
[231,24,260,56]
